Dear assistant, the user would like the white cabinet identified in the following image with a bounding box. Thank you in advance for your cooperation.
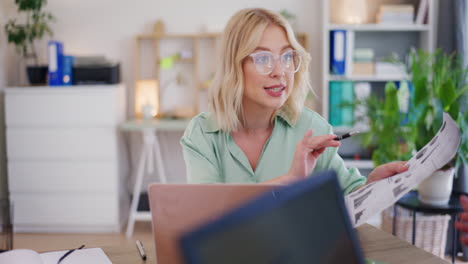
[4,84,129,232]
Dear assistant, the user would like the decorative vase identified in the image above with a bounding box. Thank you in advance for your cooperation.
[26,65,48,85]
[418,168,455,206]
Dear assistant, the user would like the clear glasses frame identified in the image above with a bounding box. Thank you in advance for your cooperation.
[248,50,302,75]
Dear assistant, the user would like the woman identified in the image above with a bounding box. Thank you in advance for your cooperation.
[181,8,407,194]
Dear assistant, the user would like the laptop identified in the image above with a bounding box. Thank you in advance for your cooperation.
[178,171,365,264]
[148,181,277,264]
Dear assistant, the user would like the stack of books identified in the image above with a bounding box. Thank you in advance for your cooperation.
[352,48,374,76]
[375,61,406,76]
[376,4,414,24]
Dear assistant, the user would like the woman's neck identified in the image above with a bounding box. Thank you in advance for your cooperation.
[239,107,275,134]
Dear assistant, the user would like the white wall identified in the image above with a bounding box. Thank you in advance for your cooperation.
[0,0,324,188]
[1,0,323,113]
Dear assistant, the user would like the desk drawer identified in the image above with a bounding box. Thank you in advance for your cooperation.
[10,193,119,227]
[7,127,118,159]
[5,86,124,126]
[8,161,118,192]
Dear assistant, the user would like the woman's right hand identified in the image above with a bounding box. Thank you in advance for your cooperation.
[286,129,340,183]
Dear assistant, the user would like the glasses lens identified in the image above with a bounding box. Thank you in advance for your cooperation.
[252,52,273,75]
[281,50,301,73]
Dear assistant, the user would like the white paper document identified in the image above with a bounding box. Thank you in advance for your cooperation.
[345,112,461,227]
[0,247,112,264]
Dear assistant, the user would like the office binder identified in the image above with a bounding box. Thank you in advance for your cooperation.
[341,81,354,126]
[329,81,354,127]
[62,55,74,86]
[48,41,64,86]
[330,30,346,75]
[329,81,342,126]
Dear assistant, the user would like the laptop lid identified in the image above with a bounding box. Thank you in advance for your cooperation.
[179,171,365,264]
[148,182,278,264]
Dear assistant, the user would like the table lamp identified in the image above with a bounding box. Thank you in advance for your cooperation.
[135,80,159,119]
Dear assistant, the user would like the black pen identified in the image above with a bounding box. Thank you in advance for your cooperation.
[136,240,147,261]
[57,245,85,264]
[334,131,360,141]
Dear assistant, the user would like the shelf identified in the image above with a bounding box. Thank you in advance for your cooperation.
[333,126,369,135]
[328,24,430,32]
[343,159,374,169]
[328,74,409,82]
[156,58,194,64]
[120,118,190,131]
[138,33,220,40]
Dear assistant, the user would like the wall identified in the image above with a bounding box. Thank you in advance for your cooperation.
[1,0,323,113]
[0,0,323,189]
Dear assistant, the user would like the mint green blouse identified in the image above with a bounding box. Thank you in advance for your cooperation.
[180,108,366,194]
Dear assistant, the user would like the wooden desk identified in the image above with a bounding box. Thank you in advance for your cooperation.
[102,224,448,264]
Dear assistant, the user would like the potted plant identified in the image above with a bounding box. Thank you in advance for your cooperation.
[4,0,54,85]
[357,48,468,205]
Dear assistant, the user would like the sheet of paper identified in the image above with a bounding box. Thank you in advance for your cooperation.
[345,112,461,227]
[0,249,43,264]
[40,248,112,264]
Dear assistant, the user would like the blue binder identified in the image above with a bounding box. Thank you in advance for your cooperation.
[330,30,346,75]
[48,41,64,86]
[62,55,74,86]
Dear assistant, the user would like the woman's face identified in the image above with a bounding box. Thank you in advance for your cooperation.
[242,24,295,114]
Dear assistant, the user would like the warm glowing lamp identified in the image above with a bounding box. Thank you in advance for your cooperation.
[135,80,159,119]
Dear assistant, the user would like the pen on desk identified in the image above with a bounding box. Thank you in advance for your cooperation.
[57,244,85,264]
[334,131,361,141]
[136,240,147,261]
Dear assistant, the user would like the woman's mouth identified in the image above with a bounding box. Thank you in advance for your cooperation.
[264,84,286,97]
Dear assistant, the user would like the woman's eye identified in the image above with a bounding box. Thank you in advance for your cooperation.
[283,53,293,62]
[256,55,270,64]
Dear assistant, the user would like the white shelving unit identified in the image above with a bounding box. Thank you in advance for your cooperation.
[321,0,438,170]
[321,0,438,123]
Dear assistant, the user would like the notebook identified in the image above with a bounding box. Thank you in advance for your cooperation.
[0,247,112,264]
[179,171,365,264]
[148,182,277,264]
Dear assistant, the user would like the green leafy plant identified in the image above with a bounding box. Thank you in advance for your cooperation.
[357,82,415,165]
[357,49,468,173]
[4,0,54,65]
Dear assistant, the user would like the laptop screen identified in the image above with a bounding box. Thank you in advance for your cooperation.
[179,171,364,264]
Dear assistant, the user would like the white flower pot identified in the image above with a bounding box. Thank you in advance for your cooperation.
[418,168,455,206]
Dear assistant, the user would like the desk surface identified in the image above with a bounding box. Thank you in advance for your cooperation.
[102,224,448,264]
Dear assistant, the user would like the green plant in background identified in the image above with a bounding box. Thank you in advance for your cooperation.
[4,0,54,65]
[357,49,468,172]
[407,49,468,172]
[279,9,296,21]
[357,82,415,165]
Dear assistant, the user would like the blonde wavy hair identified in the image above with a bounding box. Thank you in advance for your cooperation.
[208,8,312,132]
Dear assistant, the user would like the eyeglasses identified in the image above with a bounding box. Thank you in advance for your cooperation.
[248,50,302,75]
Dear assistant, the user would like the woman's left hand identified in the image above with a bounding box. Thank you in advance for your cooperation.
[366,161,409,185]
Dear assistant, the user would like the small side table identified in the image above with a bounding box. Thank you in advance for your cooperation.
[393,191,463,264]
[120,119,190,237]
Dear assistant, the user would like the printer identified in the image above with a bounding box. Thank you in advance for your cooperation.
[72,56,120,85]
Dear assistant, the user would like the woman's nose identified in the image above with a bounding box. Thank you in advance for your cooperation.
[269,58,285,78]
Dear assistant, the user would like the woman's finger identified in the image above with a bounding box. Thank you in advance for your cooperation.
[456,221,468,233]
[306,134,340,150]
[460,195,468,211]
[459,212,468,221]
